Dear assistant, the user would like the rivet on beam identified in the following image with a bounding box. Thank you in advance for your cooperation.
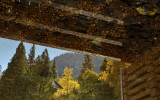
[7,9,11,14]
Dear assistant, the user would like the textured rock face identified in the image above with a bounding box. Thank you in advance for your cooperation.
[51,53,104,77]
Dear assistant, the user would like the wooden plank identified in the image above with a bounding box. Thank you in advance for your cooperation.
[138,97,155,100]
[26,0,124,25]
[127,66,153,83]
[0,15,122,46]
[131,97,158,100]
[123,87,128,94]
[128,72,156,89]
[124,94,128,100]
[129,89,150,100]
[126,63,143,75]
[128,81,150,96]
[122,69,128,81]
[123,80,128,87]
[150,88,159,98]
[127,74,149,90]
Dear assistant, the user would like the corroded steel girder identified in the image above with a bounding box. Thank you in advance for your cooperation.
[0,16,126,61]
[0,0,159,62]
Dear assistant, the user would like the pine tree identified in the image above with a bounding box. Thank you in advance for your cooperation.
[78,68,116,100]
[0,42,29,100]
[81,55,95,73]
[31,49,54,100]
[52,59,58,79]
[41,49,53,77]
[28,44,35,67]
[80,69,99,96]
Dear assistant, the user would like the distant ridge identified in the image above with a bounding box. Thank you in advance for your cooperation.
[51,53,104,77]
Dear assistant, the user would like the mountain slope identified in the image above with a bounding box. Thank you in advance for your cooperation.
[51,53,104,77]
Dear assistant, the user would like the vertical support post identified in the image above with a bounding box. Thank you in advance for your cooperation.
[120,68,123,100]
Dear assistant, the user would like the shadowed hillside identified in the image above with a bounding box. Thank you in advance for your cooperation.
[51,53,104,77]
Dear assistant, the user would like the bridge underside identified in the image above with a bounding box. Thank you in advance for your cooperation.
[0,0,160,62]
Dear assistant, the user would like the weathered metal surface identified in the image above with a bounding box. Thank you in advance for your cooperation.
[0,0,160,62]
[0,17,126,61]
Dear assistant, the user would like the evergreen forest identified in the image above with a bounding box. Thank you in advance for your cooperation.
[0,42,129,100]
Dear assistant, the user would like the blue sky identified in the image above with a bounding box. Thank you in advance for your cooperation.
[0,38,70,71]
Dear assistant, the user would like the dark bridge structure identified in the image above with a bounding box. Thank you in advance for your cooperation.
[0,0,160,99]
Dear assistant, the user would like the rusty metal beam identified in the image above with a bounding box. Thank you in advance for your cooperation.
[12,0,124,25]
[0,17,134,62]
[51,3,124,25]
[0,15,122,46]
[0,1,150,63]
